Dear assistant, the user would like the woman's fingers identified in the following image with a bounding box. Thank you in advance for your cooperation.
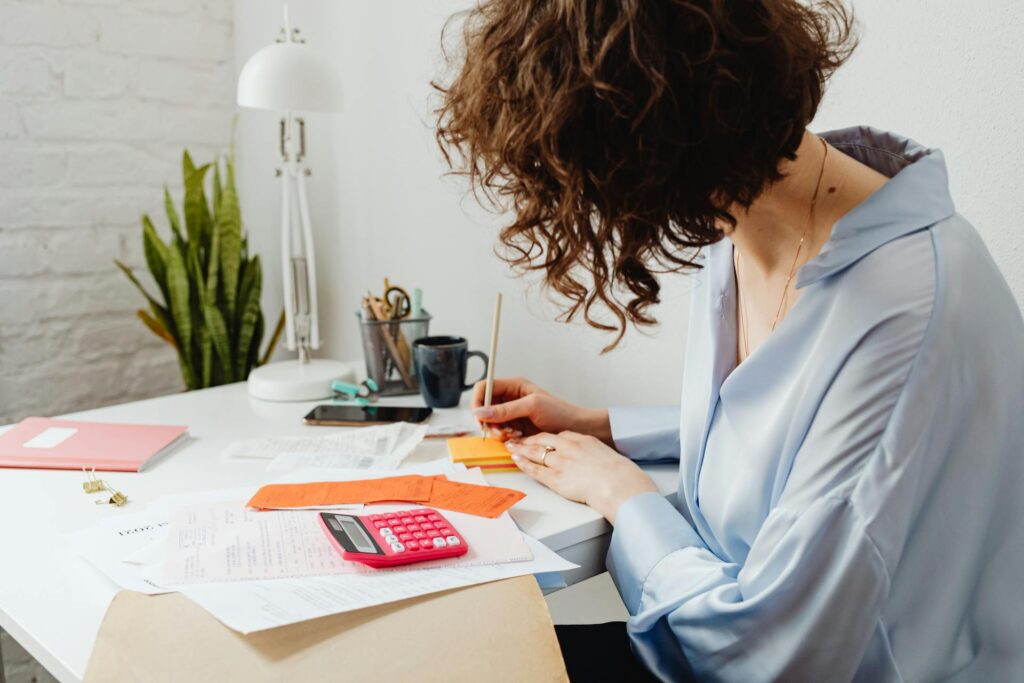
[470,380,489,408]
[507,433,565,465]
[487,425,523,441]
[471,376,546,409]
[472,394,536,424]
[471,377,523,408]
[512,454,558,487]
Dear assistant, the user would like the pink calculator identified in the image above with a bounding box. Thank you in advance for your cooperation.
[318,507,469,568]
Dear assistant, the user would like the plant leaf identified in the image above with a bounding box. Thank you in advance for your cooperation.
[235,257,262,380]
[136,308,175,346]
[216,156,243,321]
[141,215,169,303]
[199,326,212,388]
[148,302,177,346]
[203,303,234,383]
[164,185,183,245]
[183,149,196,180]
[260,309,286,366]
[187,247,210,384]
[177,353,197,391]
[212,158,223,218]
[183,163,211,248]
[165,242,193,378]
[115,259,164,313]
[205,209,220,303]
[248,311,264,374]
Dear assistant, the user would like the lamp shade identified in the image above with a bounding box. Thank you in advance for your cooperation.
[237,41,343,113]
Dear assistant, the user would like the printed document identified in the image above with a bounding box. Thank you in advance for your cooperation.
[67,509,172,595]
[177,534,576,633]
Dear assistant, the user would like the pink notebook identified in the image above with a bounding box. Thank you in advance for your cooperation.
[0,417,188,472]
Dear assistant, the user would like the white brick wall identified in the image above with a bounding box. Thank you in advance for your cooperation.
[0,0,234,425]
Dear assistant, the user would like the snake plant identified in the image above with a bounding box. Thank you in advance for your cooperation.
[116,150,284,390]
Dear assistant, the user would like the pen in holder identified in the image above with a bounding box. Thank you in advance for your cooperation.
[357,310,431,396]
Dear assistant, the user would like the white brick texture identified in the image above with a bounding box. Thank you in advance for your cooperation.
[0,0,235,429]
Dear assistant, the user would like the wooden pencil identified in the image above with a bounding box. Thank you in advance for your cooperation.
[481,293,503,436]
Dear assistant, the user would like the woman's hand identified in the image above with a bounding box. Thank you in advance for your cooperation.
[471,377,612,443]
[506,431,658,523]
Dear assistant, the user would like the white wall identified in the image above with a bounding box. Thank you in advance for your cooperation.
[814,1,1024,299]
[234,0,1023,411]
[0,0,235,423]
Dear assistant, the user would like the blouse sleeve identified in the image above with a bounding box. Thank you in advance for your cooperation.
[608,406,681,462]
[607,296,934,682]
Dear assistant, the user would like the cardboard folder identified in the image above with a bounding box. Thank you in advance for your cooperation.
[84,575,568,682]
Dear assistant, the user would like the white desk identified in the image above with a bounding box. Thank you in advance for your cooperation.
[0,383,677,682]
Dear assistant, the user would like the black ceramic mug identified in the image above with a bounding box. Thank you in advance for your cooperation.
[412,336,489,408]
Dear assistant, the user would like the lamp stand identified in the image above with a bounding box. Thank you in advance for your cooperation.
[247,110,353,401]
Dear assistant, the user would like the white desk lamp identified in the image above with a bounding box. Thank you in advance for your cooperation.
[238,6,355,401]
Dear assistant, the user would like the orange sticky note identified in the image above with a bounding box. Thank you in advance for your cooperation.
[447,436,513,464]
[247,475,434,510]
[425,476,526,518]
[474,464,520,473]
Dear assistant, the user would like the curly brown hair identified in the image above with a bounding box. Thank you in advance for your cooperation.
[435,0,855,349]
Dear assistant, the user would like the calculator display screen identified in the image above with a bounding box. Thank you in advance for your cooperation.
[336,516,377,554]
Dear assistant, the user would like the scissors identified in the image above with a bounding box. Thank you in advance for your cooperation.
[382,280,412,320]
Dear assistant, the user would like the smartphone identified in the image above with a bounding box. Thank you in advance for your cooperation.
[303,404,433,426]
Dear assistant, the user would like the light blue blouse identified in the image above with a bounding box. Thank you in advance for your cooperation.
[606,127,1024,682]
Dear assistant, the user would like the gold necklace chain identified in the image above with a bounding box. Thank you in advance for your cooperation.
[736,137,830,360]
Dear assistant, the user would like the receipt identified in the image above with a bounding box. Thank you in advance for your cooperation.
[225,422,427,471]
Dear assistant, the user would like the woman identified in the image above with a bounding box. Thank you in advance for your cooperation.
[436,1,1024,682]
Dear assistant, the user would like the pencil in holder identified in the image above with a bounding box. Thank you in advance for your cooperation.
[357,311,431,396]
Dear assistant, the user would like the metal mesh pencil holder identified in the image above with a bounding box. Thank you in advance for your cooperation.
[357,311,431,396]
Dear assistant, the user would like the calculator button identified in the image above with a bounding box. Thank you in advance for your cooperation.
[379,528,392,536]
[386,517,400,526]
[432,537,447,548]
[401,517,414,524]
[419,539,432,549]
[413,532,426,539]
[406,542,419,551]
[390,542,405,552]
[393,525,407,533]
[369,515,382,521]
[438,527,453,536]
[407,524,421,532]
[445,536,461,545]
[399,533,413,541]
[427,530,440,538]
[373,521,386,528]
[427,514,441,521]
[420,523,435,530]
[414,515,427,522]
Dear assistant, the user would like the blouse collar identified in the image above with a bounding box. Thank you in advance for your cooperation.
[796,126,957,288]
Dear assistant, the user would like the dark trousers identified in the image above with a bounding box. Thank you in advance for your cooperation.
[555,622,661,682]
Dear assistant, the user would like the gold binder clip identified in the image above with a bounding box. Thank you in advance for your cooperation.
[95,484,128,507]
[82,467,106,494]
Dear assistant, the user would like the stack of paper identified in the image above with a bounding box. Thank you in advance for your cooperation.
[67,462,576,634]
[447,436,518,473]
[157,497,533,585]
